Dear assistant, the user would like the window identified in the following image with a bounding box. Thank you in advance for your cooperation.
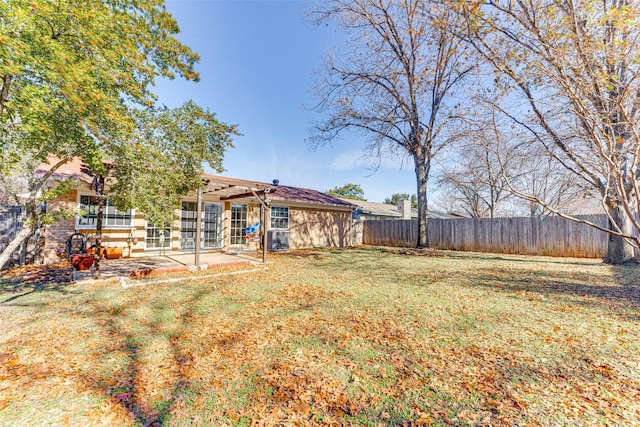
[180,202,198,250]
[203,203,224,248]
[146,222,171,249]
[78,195,132,228]
[179,202,223,249]
[230,204,248,245]
[271,206,289,230]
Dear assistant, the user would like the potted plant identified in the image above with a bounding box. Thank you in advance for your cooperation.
[105,246,123,259]
[86,246,106,259]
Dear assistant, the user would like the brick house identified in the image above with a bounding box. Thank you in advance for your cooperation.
[38,159,355,263]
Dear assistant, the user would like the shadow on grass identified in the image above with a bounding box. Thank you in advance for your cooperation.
[3,249,639,425]
[0,276,228,425]
[80,287,213,426]
[379,245,602,266]
[320,247,640,320]
[460,265,640,321]
[0,264,76,304]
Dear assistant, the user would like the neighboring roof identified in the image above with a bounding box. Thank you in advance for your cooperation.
[339,198,403,218]
[339,198,459,219]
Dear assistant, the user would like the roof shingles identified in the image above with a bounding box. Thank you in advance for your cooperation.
[270,185,354,208]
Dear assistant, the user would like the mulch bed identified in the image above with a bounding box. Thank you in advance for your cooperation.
[0,262,74,287]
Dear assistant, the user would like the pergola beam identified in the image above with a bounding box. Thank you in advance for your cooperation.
[220,189,271,202]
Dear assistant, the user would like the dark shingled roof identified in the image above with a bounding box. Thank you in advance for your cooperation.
[36,158,354,209]
[270,185,354,208]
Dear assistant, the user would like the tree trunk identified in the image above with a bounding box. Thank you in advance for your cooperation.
[603,204,636,264]
[0,74,11,116]
[93,175,105,279]
[0,198,40,270]
[19,237,28,266]
[415,153,430,248]
[0,157,74,270]
[0,226,33,270]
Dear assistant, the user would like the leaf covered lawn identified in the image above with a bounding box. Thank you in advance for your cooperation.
[1,247,639,426]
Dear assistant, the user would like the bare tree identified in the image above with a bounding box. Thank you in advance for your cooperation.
[436,120,512,218]
[510,144,601,217]
[438,104,597,219]
[308,0,474,247]
[460,0,640,264]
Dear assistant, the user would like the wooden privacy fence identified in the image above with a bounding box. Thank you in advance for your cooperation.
[0,206,25,246]
[363,215,613,258]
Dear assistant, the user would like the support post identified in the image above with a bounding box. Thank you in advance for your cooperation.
[262,202,267,263]
[249,189,269,264]
[195,188,202,268]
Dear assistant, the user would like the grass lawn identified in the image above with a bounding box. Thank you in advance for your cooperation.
[1,247,639,426]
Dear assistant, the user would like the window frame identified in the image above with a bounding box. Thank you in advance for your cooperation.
[270,206,289,230]
[230,203,248,246]
[145,221,172,250]
[76,193,133,229]
[179,201,224,250]
[202,202,224,249]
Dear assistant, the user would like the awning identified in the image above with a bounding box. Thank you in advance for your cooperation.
[197,175,277,264]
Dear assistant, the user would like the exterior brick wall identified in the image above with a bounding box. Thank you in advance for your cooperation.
[288,208,352,249]
[43,190,78,263]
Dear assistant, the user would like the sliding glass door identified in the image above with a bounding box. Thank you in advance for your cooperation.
[180,202,223,250]
[230,204,248,246]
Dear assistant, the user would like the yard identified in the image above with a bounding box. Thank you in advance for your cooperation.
[1,247,639,426]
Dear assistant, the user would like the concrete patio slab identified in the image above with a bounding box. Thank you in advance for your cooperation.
[89,251,258,279]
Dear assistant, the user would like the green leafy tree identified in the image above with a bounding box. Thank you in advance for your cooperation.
[0,1,237,271]
[384,193,418,209]
[325,183,367,201]
[110,101,236,227]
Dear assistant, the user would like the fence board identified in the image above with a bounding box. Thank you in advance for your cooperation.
[363,215,616,258]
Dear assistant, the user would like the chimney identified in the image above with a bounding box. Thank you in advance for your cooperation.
[398,199,411,220]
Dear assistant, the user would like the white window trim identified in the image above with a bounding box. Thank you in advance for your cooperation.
[179,201,225,250]
[202,202,224,249]
[230,203,249,246]
[76,192,134,229]
[270,205,289,230]
[144,221,172,251]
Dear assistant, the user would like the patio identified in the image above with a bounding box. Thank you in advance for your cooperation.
[76,251,258,281]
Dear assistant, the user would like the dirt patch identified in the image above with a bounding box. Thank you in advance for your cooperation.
[382,247,450,257]
[280,249,325,259]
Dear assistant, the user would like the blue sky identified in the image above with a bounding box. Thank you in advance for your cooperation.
[154,0,419,203]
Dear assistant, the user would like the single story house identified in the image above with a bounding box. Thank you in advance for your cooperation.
[38,159,356,263]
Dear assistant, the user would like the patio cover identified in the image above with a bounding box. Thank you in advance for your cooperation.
[197,175,278,264]
[200,174,277,201]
